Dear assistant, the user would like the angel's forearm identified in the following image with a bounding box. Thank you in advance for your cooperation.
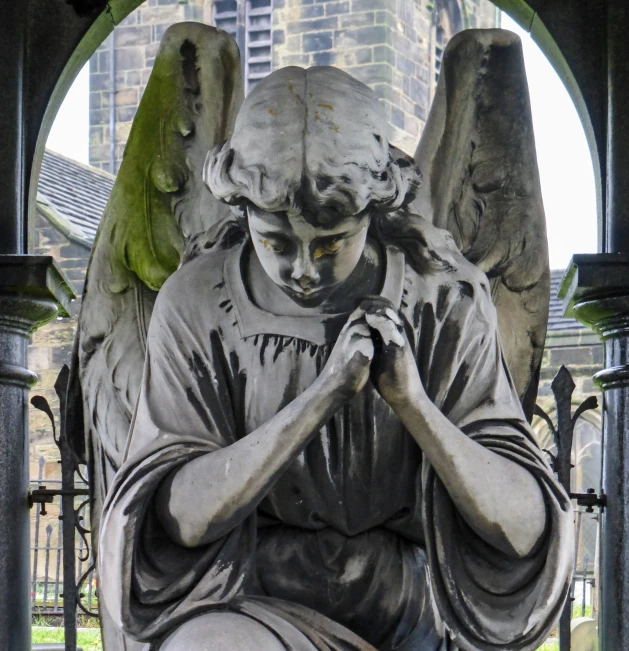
[395,394,547,558]
[155,377,343,548]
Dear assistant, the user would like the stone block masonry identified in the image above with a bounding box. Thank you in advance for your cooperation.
[272,0,497,155]
[89,0,497,168]
[89,0,210,172]
[28,212,91,479]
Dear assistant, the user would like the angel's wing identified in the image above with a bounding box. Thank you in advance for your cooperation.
[65,24,243,528]
[411,28,549,421]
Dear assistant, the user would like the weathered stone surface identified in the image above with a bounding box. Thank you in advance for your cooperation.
[89,0,497,168]
[84,33,571,651]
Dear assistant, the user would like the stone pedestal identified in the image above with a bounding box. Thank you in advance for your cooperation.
[0,255,73,651]
[561,254,629,651]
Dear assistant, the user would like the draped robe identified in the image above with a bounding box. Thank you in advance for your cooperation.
[99,233,573,651]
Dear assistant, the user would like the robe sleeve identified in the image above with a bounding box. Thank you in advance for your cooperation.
[98,271,257,642]
[419,277,574,651]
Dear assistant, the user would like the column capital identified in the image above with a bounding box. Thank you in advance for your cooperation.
[560,253,629,390]
[0,255,76,388]
[0,254,75,318]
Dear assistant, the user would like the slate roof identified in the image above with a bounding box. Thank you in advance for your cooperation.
[548,269,583,332]
[37,149,114,242]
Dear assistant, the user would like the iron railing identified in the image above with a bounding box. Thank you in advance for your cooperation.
[30,456,97,618]
[29,365,97,651]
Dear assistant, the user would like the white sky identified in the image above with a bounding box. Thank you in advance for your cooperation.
[45,11,598,270]
[46,63,90,165]
[500,14,598,269]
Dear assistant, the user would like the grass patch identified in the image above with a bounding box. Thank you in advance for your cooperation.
[573,604,594,619]
[537,643,559,651]
[32,626,102,651]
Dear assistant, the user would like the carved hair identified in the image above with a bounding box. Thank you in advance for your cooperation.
[195,66,454,278]
[204,66,422,221]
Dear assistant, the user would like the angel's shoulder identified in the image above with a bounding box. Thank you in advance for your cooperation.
[402,241,495,324]
[153,247,231,323]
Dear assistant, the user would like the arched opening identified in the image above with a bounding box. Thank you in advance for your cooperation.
[26,0,605,641]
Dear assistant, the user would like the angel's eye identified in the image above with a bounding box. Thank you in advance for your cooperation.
[261,238,289,254]
[313,239,343,259]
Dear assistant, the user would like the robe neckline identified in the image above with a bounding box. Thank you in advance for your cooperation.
[225,240,405,344]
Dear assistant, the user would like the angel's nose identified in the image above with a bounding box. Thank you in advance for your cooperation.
[291,254,320,287]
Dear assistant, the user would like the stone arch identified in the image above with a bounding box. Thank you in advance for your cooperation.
[492,0,603,247]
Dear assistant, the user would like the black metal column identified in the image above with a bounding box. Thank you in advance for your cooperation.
[0,258,73,651]
[0,2,26,255]
[0,0,79,647]
[564,286,629,651]
[560,4,629,649]
[0,3,32,650]
[607,0,629,255]
[0,295,54,651]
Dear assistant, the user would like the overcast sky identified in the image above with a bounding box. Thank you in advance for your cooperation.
[45,11,598,270]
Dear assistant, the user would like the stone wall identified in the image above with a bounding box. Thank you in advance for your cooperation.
[89,0,210,172]
[89,0,496,167]
[28,212,90,481]
[271,0,496,154]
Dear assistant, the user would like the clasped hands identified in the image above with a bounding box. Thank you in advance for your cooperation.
[320,296,424,411]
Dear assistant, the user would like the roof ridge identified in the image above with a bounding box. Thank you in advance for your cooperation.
[43,149,116,182]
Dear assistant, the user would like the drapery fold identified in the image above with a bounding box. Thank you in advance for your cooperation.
[98,240,573,651]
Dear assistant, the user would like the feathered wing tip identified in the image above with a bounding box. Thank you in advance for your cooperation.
[411,28,550,421]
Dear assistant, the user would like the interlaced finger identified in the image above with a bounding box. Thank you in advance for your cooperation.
[365,312,405,347]
[358,296,403,328]
[347,322,372,340]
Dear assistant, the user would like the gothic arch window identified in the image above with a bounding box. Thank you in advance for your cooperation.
[212,0,272,94]
[429,0,464,100]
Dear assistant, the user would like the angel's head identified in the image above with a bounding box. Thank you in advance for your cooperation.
[204,66,421,303]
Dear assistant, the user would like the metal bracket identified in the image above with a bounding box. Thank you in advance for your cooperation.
[29,486,89,516]
[571,488,607,513]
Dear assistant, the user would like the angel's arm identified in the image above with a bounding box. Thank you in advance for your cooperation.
[397,392,546,558]
[365,299,546,559]
[155,313,374,548]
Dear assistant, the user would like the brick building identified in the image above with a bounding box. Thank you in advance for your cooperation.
[88,0,497,172]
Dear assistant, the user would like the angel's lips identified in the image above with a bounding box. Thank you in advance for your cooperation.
[281,284,333,305]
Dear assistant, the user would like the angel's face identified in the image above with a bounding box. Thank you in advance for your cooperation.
[248,205,370,306]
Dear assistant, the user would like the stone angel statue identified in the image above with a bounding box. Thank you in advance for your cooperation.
[65,21,573,651]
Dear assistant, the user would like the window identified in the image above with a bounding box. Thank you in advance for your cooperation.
[429,0,463,100]
[213,0,273,93]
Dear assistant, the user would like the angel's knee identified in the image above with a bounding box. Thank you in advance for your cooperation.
[158,611,286,651]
